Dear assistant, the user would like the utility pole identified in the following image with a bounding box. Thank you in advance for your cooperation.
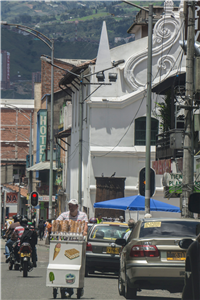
[145,4,153,214]
[123,1,153,213]
[49,39,54,220]
[28,110,33,219]
[78,72,84,211]
[182,1,195,217]
[0,187,3,226]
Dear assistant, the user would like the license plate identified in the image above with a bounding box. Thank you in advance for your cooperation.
[20,253,31,258]
[167,251,186,261]
[106,247,119,254]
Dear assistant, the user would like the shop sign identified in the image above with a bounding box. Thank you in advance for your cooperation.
[38,110,47,162]
[6,192,18,204]
[39,196,55,202]
[163,173,200,194]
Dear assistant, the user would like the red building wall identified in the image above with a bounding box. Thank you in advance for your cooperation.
[1,107,33,162]
[41,58,75,97]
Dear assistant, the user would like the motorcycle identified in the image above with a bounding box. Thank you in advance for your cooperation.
[9,241,20,271]
[19,242,33,277]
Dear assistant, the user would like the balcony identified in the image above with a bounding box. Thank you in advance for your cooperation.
[156,129,184,160]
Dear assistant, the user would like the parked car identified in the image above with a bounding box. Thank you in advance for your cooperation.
[85,221,128,276]
[115,217,200,299]
[87,223,94,237]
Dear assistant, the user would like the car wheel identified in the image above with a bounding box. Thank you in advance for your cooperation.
[118,272,125,296]
[125,274,137,299]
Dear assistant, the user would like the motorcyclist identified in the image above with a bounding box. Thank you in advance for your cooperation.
[12,216,28,263]
[4,214,21,263]
[22,220,38,267]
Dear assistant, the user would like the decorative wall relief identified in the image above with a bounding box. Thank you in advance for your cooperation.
[124,1,183,91]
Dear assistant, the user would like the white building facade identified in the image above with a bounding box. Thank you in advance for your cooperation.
[63,0,186,219]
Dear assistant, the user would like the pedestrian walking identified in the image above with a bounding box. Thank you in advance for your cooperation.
[45,219,52,245]
[38,217,45,241]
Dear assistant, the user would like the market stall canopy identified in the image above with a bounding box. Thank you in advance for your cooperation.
[27,161,57,171]
[93,195,180,212]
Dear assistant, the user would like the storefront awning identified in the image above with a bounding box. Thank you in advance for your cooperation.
[55,128,71,139]
[27,161,57,171]
[55,128,71,152]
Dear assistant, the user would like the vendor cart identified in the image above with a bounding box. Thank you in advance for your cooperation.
[46,235,86,299]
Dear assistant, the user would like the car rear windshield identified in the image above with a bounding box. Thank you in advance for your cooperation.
[139,221,200,238]
[90,225,128,240]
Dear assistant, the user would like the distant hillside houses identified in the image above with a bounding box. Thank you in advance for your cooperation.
[114,34,135,44]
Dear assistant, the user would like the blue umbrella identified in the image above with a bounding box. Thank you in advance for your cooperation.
[93,195,180,212]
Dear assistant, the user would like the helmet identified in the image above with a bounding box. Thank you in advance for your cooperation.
[21,217,28,225]
[89,217,97,224]
[16,214,22,223]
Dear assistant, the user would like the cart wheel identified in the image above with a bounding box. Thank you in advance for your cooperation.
[77,288,83,299]
[53,288,57,299]
[60,288,65,299]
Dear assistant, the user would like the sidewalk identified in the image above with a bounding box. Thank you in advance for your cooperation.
[37,238,50,248]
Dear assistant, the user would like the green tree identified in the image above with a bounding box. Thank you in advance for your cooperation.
[156,91,171,133]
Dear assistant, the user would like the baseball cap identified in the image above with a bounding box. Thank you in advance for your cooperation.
[68,199,78,205]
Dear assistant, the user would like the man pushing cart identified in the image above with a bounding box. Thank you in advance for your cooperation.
[46,199,88,299]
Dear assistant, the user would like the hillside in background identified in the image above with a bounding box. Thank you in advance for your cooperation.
[1,0,171,99]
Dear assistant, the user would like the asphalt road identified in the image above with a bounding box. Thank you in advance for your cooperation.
[1,238,182,300]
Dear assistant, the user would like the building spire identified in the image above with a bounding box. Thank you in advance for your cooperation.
[95,21,112,73]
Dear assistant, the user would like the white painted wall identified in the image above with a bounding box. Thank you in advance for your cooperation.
[65,1,185,219]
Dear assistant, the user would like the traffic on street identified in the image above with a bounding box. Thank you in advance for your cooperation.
[1,237,182,300]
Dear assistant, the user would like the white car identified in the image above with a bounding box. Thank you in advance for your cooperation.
[115,217,200,299]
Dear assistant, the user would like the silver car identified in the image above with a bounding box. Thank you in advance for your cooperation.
[85,222,128,276]
[116,217,200,299]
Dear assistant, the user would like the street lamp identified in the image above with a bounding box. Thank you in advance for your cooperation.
[43,57,124,209]
[1,21,54,219]
[3,103,33,216]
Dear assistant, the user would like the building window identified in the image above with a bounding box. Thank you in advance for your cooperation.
[135,117,159,145]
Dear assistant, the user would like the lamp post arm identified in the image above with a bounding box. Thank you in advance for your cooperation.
[43,57,125,80]
[42,59,81,77]
[1,20,54,219]
[4,104,31,122]
[1,22,52,49]
[123,1,149,12]
[82,85,102,102]
[83,60,125,79]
